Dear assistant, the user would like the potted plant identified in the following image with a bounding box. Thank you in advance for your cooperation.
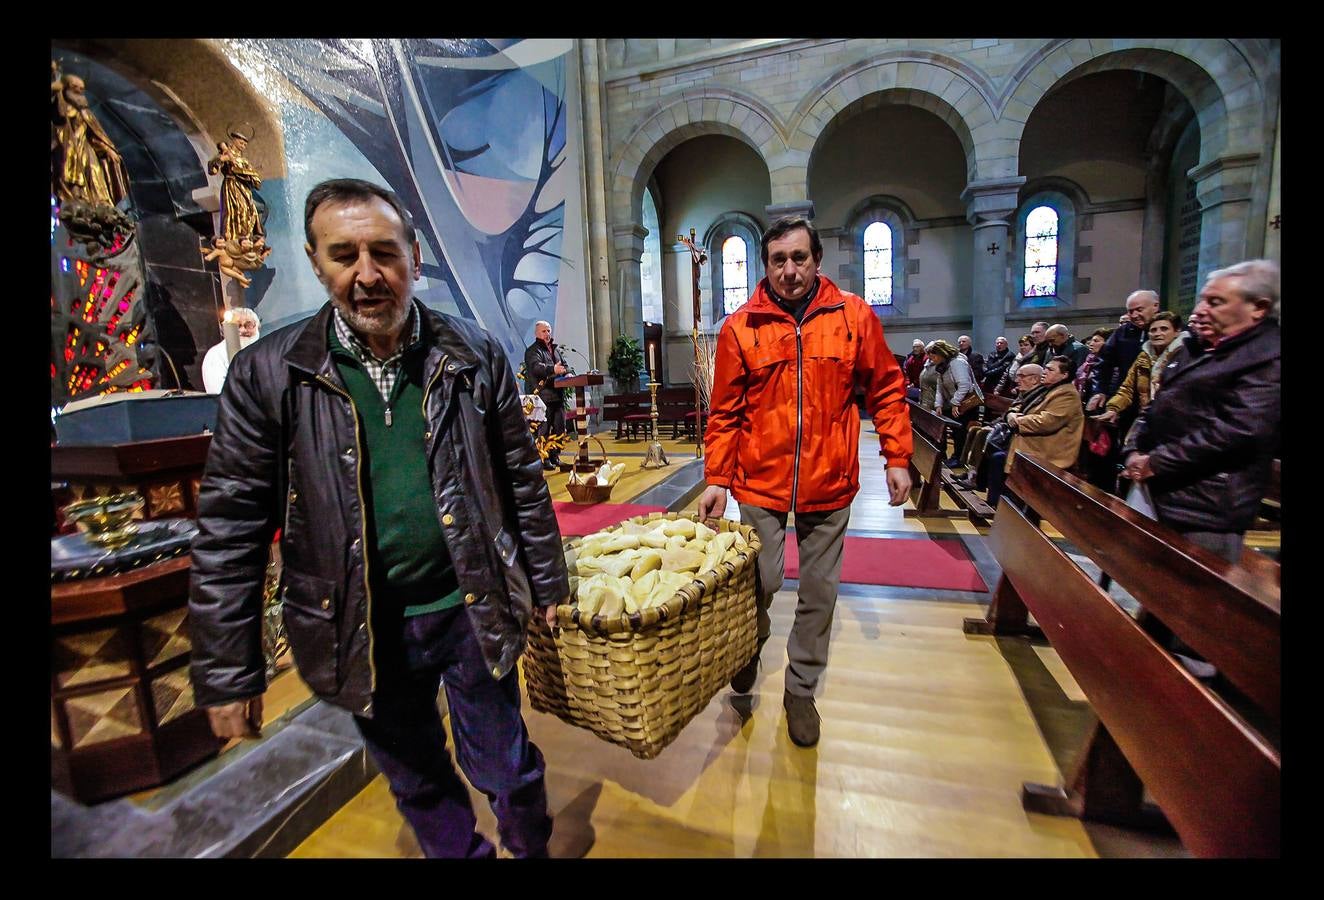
[607,335,644,393]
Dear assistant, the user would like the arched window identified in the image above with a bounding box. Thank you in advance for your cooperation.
[639,189,664,325]
[863,221,893,305]
[721,235,749,315]
[1023,205,1059,299]
[704,212,763,325]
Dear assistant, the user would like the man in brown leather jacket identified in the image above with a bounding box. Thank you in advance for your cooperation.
[188,179,569,858]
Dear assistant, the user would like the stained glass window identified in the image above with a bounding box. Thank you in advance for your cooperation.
[864,222,893,305]
[1024,205,1059,298]
[640,190,664,325]
[722,236,749,315]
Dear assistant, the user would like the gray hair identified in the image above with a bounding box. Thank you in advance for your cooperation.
[1045,323,1069,339]
[1207,259,1280,315]
[534,320,552,331]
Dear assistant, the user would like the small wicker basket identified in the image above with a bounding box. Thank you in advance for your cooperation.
[522,512,760,759]
[564,436,615,505]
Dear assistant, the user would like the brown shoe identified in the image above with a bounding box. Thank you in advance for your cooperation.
[783,692,820,747]
[730,653,760,693]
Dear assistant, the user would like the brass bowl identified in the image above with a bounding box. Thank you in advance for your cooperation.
[61,492,145,550]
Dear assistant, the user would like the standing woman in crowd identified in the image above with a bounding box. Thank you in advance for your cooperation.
[918,349,941,411]
[1074,328,1112,398]
[995,335,1036,398]
[1093,312,1186,437]
[927,339,982,467]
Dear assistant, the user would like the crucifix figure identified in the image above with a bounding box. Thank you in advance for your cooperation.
[1269,215,1281,230]
[678,228,708,459]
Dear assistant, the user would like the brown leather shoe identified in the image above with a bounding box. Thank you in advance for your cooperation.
[730,653,760,693]
[783,692,820,747]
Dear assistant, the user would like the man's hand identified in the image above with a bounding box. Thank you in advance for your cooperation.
[1092,409,1119,424]
[1086,393,1105,411]
[697,485,728,520]
[553,363,567,375]
[205,696,263,740]
[543,603,559,628]
[1005,412,1019,428]
[885,467,912,507]
[1121,453,1154,481]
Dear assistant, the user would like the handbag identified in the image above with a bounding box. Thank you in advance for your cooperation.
[1086,421,1113,457]
[955,392,983,417]
[985,421,1012,452]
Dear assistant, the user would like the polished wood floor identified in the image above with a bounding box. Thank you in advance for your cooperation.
[291,422,1188,858]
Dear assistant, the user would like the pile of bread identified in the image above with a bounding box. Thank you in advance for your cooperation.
[565,518,749,619]
[570,461,627,487]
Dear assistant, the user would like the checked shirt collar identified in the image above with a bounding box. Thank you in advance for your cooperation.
[331,299,423,404]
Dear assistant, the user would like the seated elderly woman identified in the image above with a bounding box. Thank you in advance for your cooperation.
[926,339,983,467]
[963,356,1084,510]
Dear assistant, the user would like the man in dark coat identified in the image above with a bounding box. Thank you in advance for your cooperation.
[1123,261,1280,562]
[1044,323,1089,372]
[982,335,1013,393]
[524,321,571,470]
[957,334,985,384]
[1086,290,1160,411]
[188,179,570,858]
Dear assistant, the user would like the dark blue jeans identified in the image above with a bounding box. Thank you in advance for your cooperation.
[984,450,1010,509]
[353,604,552,858]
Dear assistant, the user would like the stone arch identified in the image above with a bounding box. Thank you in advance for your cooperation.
[54,38,286,179]
[999,40,1262,176]
[788,53,996,187]
[611,88,783,226]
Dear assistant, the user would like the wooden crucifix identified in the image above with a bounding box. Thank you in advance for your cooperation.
[678,228,708,459]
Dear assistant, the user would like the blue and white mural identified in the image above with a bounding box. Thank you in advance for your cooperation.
[219,38,585,365]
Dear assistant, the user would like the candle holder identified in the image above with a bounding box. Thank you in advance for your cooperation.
[640,381,670,469]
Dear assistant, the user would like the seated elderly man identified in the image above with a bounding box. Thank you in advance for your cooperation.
[956,357,1084,509]
[201,307,261,393]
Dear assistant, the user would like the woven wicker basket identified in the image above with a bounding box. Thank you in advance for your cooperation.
[564,436,614,505]
[522,512,761,760]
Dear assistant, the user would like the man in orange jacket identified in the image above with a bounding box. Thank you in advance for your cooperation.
[696,216,913,747]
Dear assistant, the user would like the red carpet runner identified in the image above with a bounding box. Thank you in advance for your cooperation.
[785,535,988,592]
[553,501,668,536]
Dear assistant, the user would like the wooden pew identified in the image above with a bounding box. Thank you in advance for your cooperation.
[601,392,650,439]
[904,400,994,523]
[964,452,1280,857]
[656,387,703,439]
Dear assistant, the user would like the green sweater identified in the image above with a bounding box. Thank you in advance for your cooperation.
[331,333,460,617]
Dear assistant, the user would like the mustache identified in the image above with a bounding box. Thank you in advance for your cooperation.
[352,288,395,301]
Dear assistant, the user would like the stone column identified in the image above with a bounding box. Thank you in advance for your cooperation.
[1137,154,1168,292]
[765,200,815,224]
[613,223,648,343]
[961,177,1024,354]
[1190,153,1259,285]
[578,39,615,369]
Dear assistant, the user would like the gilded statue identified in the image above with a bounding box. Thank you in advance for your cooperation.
[208,126,266,245]
[52,60,134,251]
[201,235,272,288]
[51,61,129,209]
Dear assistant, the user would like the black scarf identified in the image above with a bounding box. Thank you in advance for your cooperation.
[767,277,820,324]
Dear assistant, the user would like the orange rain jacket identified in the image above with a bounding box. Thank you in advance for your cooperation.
[704,275,913,513]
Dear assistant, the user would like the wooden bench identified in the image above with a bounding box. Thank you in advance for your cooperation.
[1255,458,1281,531]
[656,387,706,439]
[601,392,650,439]
[904,399,994,524]
[964,452,1280,857]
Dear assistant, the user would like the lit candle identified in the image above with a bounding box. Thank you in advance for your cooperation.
[222,308,241,360]
[650,343,657,376]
